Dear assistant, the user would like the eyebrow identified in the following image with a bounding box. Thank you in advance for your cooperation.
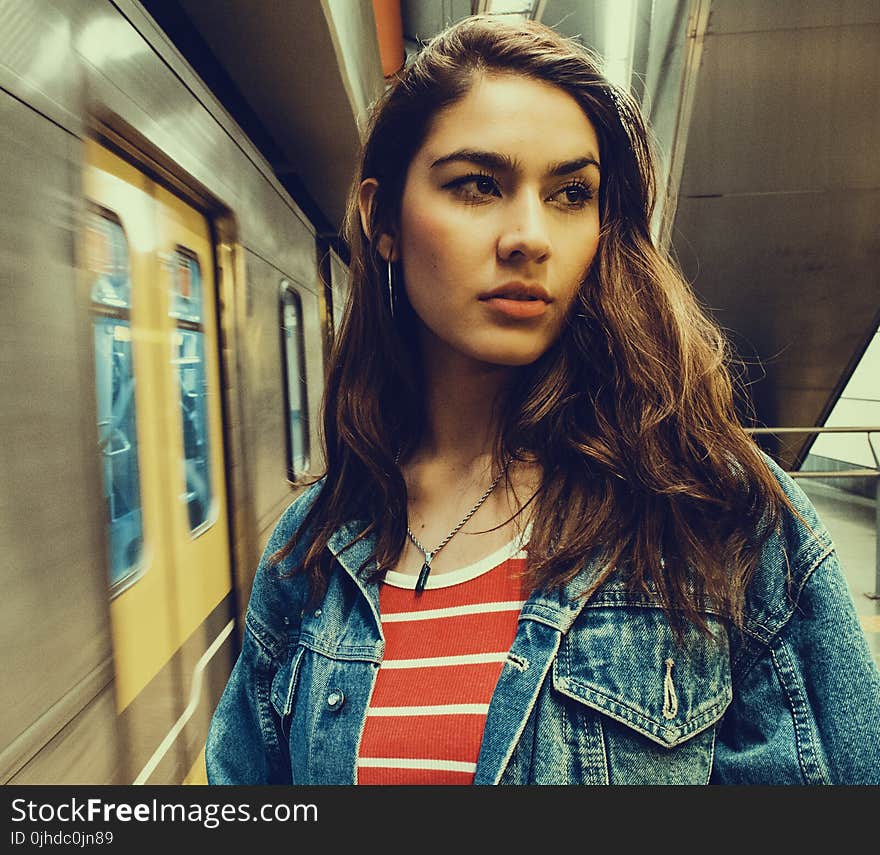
[429,149,600,175]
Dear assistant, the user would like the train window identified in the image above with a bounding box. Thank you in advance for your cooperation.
[171,248,214,534]
[280,281,310,478]
[169,247,203,324]
[87,208,145,591]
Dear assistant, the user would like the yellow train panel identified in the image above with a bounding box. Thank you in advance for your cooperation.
[84,140,179,712]
[154,183,232,642]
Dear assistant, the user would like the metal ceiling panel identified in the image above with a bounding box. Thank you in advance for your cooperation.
[707,0,880,35]
[401,0,473,42]
[680,23,880,196]
[176,0,384,230]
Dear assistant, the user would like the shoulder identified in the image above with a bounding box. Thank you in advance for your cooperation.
[755,449,834,572]
[264,477,327,559]
[740,450,836,643]
[245,477,327,659]
[757,451,833,547]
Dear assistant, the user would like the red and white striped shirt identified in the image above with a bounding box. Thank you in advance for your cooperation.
[356,531,529,785]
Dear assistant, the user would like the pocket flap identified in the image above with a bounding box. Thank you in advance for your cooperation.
[552,605,732,747]
[270,645,305,719]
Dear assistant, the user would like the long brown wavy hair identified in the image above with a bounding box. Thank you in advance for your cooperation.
[273,15,797,637]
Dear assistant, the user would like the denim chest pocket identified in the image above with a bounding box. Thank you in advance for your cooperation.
[552,601,732,784]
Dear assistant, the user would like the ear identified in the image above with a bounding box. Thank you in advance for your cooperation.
[357,178,397,261]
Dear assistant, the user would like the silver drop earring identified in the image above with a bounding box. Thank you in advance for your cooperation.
[387,257,395,319]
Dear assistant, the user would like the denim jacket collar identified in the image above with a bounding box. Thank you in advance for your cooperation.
[327,519,609,632]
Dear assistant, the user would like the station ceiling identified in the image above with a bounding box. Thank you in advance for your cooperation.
[141,1,880,468]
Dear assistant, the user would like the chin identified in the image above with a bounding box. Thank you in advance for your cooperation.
[475,346,549,368]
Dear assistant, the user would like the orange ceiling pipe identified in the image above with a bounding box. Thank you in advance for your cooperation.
[372,0,406,78]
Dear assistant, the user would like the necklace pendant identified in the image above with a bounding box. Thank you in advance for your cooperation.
[415,553,432,594]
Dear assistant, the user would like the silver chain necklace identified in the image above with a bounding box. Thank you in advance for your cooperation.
[404,460,508,594]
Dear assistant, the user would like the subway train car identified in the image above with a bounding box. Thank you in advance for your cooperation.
[0,0,350,784]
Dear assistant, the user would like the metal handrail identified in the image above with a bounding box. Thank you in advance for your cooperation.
[747,426,880,432]
[745,426,880,477]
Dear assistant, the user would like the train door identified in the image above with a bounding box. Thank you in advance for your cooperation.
[153,182,233,784]
[83,140,233,784]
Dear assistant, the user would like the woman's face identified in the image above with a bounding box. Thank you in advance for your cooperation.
[395,72,602,369]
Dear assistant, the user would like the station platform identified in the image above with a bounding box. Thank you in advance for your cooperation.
[798,480,880,669]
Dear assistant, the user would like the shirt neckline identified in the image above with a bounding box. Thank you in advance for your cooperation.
[383,523,531,590]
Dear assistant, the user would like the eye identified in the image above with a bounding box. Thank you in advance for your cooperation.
[445,173,501,202]
[551,181,595,209]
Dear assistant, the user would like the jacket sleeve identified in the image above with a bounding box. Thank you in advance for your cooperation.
[712,531,880,784]
[205,489,317,784]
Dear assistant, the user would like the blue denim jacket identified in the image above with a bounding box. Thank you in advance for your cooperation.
[206,456,880,784]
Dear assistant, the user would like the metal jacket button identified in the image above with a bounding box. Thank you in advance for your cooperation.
[326,690,344,709]
[314,608,322,618]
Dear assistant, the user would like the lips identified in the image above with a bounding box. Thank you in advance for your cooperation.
[479,282,552,303]
[479,283,551,319]
[477,282,552,319]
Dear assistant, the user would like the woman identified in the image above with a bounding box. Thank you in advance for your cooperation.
[206,15,880,785]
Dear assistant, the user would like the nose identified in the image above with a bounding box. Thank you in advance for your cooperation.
[496,192,551,263]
